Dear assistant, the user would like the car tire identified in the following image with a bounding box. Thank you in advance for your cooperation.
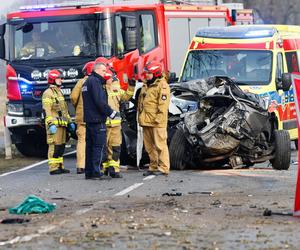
[15,139,48,158]
[169,129,188,170]
[270,130,291,170]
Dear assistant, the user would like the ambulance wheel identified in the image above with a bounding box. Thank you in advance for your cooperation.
[270,130,291,170]
[15,136,48,158]
[169,129,188,170]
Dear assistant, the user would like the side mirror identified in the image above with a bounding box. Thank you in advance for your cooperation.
[0,24,6,36]
[124,17,137,52]
[231,9,237,23]
[0,37,5,59]
[278,73,292,91]
[168,72,178,83]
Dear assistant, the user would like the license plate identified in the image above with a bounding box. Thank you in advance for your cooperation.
[61,88,71,96]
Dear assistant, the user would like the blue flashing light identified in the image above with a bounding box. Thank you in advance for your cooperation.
[20,84,28,90]
[196,26,277,39]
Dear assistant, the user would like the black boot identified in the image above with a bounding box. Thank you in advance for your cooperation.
[111,172,123,178]
[77,168,85,174]
[50,169,62,175]
[143,171,156,176]
[59,167,70,174]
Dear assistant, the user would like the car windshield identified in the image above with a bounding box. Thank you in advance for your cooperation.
[181,50,273,85]
[10,14,113,61]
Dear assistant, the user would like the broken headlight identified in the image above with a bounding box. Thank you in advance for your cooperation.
[171,96,197,113]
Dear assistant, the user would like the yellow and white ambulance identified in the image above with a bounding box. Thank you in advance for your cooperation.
[180,25,300,143]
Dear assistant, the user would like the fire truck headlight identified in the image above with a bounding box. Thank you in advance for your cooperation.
[31,70,42,80]
[7,103,24,116]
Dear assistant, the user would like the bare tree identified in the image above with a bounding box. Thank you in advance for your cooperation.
[224,0,300,25]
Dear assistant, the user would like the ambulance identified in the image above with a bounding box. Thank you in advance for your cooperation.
[179,25,299,145]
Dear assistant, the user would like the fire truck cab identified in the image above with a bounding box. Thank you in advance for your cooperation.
[0,1,241,157]
[180,25,300,143]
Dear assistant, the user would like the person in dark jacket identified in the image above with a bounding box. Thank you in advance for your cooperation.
[82,62,118,180]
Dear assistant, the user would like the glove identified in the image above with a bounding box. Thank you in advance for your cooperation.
[67,122,76,133]
[128,78,136,87]
[109,111,120,119]
[48,124,57,135]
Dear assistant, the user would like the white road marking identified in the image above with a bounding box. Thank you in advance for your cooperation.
[143,175,156,181]
[0,150,76,178]
[114,183,144,196]
[0,222,64,246]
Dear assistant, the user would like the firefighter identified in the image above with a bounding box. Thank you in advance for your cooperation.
[82,62,118,180]
[20,31,55,58]
[70,61,95,174]
[102,68,136,178]
[138,61,171,176]
[42,69,75,175]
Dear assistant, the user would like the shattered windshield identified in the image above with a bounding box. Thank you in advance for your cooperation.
[181,50,273,85]
[10,14,113,61]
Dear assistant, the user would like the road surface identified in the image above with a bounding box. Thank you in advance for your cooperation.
[0,151,299,249]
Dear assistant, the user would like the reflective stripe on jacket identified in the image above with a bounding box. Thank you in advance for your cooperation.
[42,85,71,128]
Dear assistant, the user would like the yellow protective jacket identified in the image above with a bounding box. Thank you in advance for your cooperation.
[70,76,88,124]
[106,80,135,127]
[138,77,170,128]
[42,85,71,129]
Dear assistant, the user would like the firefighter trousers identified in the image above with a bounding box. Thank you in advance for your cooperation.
[76,123,85,169]
[47,127,67,172]
[103,126,122,173]
[143,127,170,174]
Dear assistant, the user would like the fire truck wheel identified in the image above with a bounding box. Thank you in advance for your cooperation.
[270,130,291,170]
[169,129,188,170]
[15,139,48,158]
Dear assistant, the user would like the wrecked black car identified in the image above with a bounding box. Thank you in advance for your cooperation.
[169,76,291,170]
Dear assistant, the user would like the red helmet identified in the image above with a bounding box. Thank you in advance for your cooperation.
[48,69,63,84]
[144,61,163,78]
[82,61,95,76]
[95,57,108,65]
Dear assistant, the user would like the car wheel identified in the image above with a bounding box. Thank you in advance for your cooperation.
[169,129,188,170]
[270,130,291,170]
[15,136,48,158]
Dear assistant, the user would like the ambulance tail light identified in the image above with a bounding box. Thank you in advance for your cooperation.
[6,64,21,101]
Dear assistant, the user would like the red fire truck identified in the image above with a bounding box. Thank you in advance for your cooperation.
[0,1,247,157]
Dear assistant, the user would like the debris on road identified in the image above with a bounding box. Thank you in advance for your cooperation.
[188,191,214,196]
[1,218,30,224]
[162,192,182,197]
[263,208,293,217]
[9,195,56,214]
[211,200,222,206]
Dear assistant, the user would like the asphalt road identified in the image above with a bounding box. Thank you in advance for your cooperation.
[0,150,300,249]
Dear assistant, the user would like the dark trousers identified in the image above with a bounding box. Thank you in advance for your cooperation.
[85,122,107,177]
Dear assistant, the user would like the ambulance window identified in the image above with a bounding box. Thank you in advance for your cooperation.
[286,52,299,72]
[139,13,157,53]
[276,53,284,81]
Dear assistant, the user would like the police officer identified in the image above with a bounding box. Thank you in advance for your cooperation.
[70,61,94,174]
[138,61,171,176]
[82,62,118,180]
[102,68,135,178]
[42,69,75,175]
